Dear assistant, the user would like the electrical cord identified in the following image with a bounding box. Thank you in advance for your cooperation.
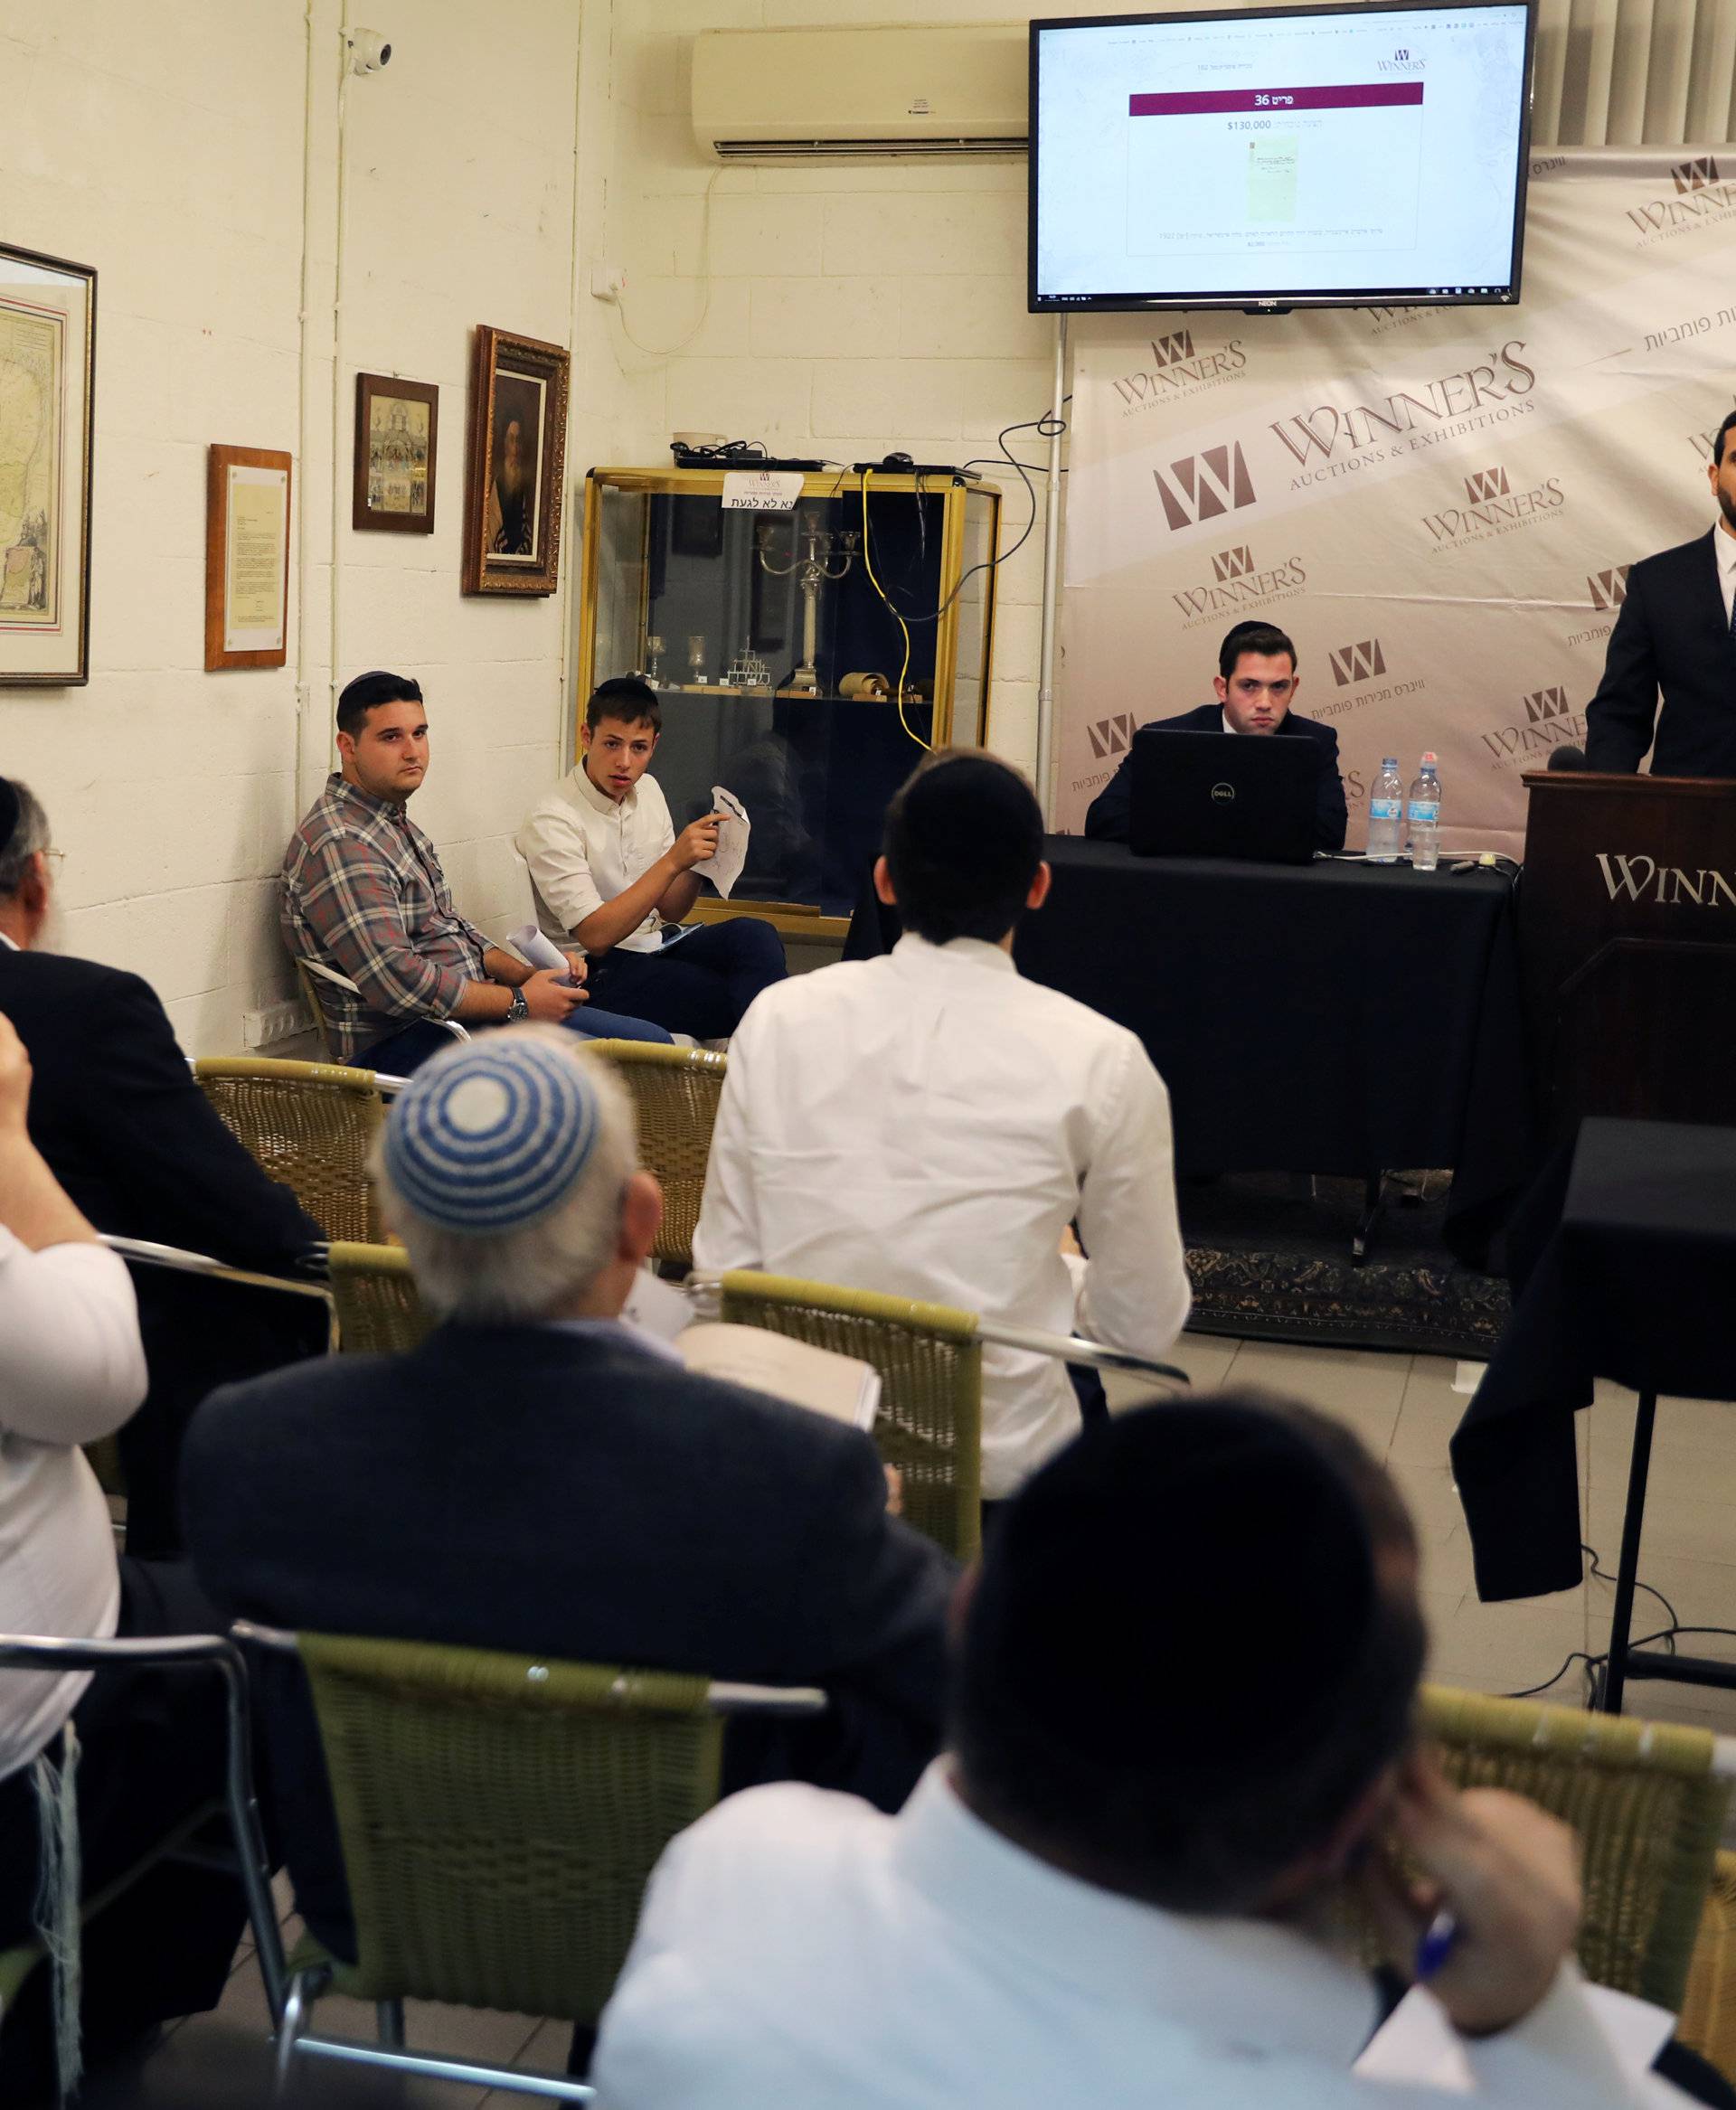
[859,468,924,752]
[615,166,724,360]
[1498,1543,1736,1701]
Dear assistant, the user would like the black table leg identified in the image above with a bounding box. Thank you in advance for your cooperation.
[1599,1388,1657,1716]
[1353,1172,1384,1266]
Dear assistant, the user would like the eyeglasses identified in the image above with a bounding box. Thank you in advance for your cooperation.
[41,849,64,874]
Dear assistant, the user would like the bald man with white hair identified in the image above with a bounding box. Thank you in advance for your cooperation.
[183,1029,955,1974]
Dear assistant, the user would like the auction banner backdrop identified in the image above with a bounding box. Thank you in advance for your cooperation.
[1056,147,1736,852]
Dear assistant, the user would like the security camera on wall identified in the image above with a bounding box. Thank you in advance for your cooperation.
[346,27,392,74]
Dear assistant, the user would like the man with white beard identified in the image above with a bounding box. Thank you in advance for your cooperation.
[0,776,326,1556]
[487,414,534,556]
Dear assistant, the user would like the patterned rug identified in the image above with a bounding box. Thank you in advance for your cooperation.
[1180,1172,1511,1361]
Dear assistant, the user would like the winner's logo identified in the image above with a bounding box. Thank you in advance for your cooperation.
[1420,463,1566,550]
[1087,713,1137,760]
[1213,545,1253,581]
[1152,329,1195,366]
[1330,639,1387,686]
[1170,543,1306,627]
[1482,685,1587,767]
[1153,444,1256,532]
[1525,686,1571,725]
[1588,566,1630,612]
[1674,155,1721,193]
[1110,334,1248,412]
[1463,466,1510,502]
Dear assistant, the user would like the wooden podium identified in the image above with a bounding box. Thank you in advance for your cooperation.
[1521,771,1736,1140]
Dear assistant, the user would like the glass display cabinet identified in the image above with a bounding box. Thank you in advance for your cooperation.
[575,466,1003,937]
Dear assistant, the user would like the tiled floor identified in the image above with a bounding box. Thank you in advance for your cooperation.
[86,1334,1736,2105]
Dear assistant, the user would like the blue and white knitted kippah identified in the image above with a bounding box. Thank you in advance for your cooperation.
[383,1036,602,1234]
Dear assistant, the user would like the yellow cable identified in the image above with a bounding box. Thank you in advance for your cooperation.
[859,468,928,752]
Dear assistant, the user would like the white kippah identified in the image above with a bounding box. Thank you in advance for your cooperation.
[383,1037,602,1234]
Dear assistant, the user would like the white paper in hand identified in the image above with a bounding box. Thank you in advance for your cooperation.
[1354,1981,1674,2093]
[692,787,750,900]
[507,924,571,975]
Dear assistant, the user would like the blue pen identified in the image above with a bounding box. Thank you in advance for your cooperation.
[1415,1908,1459,1983]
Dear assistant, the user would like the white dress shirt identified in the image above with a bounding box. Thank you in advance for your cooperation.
[594,1763,1690,2110]
[516,765,675,954]
[0,1229,146,1782]
[691,934,1191,1498]
[1715,519,1736,628]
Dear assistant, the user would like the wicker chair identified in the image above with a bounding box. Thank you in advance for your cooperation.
[1419,1684,1731,2021]
[326,1240,430,1354]
[577,1040,727,1271]
[238,1626,823,2103]
[718,1269,982,1559]
[194,1056,385,1244]
[294,958,469,1065]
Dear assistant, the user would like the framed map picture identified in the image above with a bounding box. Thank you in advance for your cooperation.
[461,325,570,597]
[354,372,438,533]
[204,444,292,671]
[0,243,96,687]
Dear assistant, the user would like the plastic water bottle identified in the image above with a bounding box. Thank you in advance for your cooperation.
[1408,753,1443,871]
[1366,758,1405,863]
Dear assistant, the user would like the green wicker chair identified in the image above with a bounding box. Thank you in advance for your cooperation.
[1419,1684,1731,2019]
[326,1240,430,1354]
[718,1269,982,1560]
[576,1041,727,1273]
[194,1056,386,1244]
[237,1626,823,2103]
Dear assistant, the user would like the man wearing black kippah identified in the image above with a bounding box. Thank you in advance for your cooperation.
[694,749,1190,1505]
[598,1392,1715,2110]
[281,671,670,1072]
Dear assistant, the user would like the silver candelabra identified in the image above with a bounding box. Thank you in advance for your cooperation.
[755,515,859,695]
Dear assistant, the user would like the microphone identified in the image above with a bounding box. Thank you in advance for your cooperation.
[1546,744,1589,772]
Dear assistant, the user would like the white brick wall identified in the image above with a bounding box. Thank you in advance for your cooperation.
[0,0,621,1053]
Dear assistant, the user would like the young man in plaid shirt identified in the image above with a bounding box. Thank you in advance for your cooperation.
[281,671,669,1071]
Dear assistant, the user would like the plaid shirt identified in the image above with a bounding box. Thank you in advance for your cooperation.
[280,775,489,1062]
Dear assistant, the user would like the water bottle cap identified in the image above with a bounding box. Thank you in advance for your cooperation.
[1382,757,1398,768]
[1420,751,1438,765]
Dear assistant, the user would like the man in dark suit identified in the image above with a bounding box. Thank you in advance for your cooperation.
[1084,620,1348,853]
[183,1030,956,1969]
[0,777,326,1557]
[1586,409,1736,775]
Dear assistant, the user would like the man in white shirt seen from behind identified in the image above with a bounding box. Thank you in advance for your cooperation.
[597,1392,1710,2110]
[0,1011,248,2096]
[691,749,1192,1505]
[517,677,788,1041]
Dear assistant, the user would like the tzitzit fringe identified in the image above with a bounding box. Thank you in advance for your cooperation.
[29,1719,82,2101]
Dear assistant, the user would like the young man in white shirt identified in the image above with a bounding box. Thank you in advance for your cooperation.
[596,1394,1709,2110]
[516,678,788,1041]
[691,749,1192,1503]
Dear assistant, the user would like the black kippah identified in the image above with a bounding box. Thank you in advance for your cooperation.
[0,777,18,861]
[338,669,421,716]
[974,1400,1380,1779]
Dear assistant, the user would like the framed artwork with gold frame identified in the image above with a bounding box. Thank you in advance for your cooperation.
[354,372,438,534]
[0,241,96,687]
[460,325,570,597]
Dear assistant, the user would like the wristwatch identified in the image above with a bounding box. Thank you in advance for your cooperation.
[505,986,529,1024]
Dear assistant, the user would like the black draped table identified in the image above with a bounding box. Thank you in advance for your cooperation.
[846,837,1533,1263]
[1453,1119,1736,1709]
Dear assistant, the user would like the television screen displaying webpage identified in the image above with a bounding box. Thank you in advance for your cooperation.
[1030,1,1534,311]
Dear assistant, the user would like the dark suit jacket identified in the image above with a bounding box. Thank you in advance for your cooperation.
[1083,702,1349,853]
[183,1321,958,1958]
[1586,529,1736,775]
[0,947,325,1552]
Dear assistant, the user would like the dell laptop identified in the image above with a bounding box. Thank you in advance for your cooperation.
[1127,730,1322,864]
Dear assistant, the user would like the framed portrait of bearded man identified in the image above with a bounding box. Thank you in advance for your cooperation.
[461,325,570,597]
[0,242,96,685]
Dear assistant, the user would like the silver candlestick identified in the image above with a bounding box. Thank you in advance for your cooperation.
[756,515,858,695]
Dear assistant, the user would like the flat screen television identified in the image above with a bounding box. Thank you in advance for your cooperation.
[1029,1,1535,313]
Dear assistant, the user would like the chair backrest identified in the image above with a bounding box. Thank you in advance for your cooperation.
[326,1240,430,1354]
[294,1634,728,2021]
[1420,1684,1731,2011]
[196,1056,385,1243]
[718,1269,982,1559]
[293,960,342,1062]
[578,1040,727,1270]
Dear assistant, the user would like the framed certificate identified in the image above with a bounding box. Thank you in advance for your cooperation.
[0,242,96,688]
[205,444,292,670]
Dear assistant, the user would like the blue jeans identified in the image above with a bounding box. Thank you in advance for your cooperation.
[356,1004,672,1077]
[584,918,788,1041]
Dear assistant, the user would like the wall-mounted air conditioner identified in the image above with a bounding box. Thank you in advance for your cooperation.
[692,24,1026,162]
